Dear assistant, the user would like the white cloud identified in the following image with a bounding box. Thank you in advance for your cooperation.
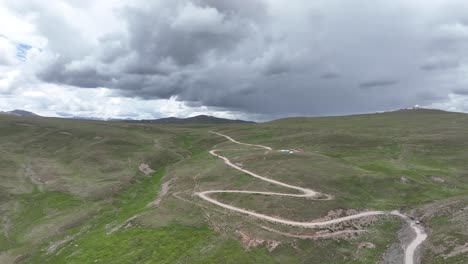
[171,2,225,33]
[0,37,18,66]
[0,3,45,47]
[0,82,256,120]
[0,69,20,94]
[429,93,468,112]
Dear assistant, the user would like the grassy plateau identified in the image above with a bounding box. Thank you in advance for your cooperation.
[0,109,467,263]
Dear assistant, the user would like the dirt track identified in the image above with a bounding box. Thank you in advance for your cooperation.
[195,131,427,264]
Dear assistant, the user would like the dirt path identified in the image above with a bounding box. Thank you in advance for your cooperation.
[195,131,427,264]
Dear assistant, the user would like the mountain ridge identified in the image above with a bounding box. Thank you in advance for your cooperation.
[125,114,255,124]
[0,109,39,117]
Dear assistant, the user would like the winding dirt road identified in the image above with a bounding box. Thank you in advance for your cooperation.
[195,131,427,264]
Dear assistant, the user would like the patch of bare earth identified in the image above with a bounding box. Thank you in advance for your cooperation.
[235,230,281,252]
[147,178,176,207]
[314,209,380,232]
[400,176,409,183]
[15,123,36,127]
[358,241,376,249]
[429,176,445,183]
[139,163,155,176]
[47,235,76,254]
[256,209,379,242]
[260,225,366,240]
[106,215,140,235]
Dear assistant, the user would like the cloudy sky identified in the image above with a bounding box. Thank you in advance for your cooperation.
[1,0,468,121]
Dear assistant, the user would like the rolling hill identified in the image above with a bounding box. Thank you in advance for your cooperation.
[0,109,466,264]
[127,114,255,124]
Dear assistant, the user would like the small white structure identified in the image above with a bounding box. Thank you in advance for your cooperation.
[279,149,297,154]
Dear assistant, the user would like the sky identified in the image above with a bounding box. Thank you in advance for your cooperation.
[1,0,468,121]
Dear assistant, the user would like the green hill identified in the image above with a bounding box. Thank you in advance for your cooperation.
[0,110,466,264]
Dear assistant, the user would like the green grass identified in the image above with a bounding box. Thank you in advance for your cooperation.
[111,169,167,222]
[174,131,214,157]
[26,167,277,264]
[33,225,217,264]
[2,109,468,263]
[12,191,81,229]
[26,169,167,263]
[7,191,82,248]
[33,225,279,264]
[0,234,10,252]
[0,115,189,262]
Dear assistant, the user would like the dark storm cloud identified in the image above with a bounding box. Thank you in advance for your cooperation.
[37,56,111,88]
[35,0,270,100]
[359,79,398,89]
[452,88,468,95]
[420,58,459,71]
[320,72,340,79]
[123,4,245,66]
[19,0,468,117]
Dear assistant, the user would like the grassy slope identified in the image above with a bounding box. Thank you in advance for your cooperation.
[1,109,467,263]
[0,116,186,261]
[0,116,277,264]
[213,109,468,208]
[204,109,468,262]
[28,169,276,264]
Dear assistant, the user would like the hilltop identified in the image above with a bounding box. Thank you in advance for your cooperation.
[269,108,454,124]
[0,109,39,117]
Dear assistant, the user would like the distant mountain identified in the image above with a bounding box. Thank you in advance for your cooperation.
[128,115,255,124]
[0,109,39,117]
[71,116,105,121]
